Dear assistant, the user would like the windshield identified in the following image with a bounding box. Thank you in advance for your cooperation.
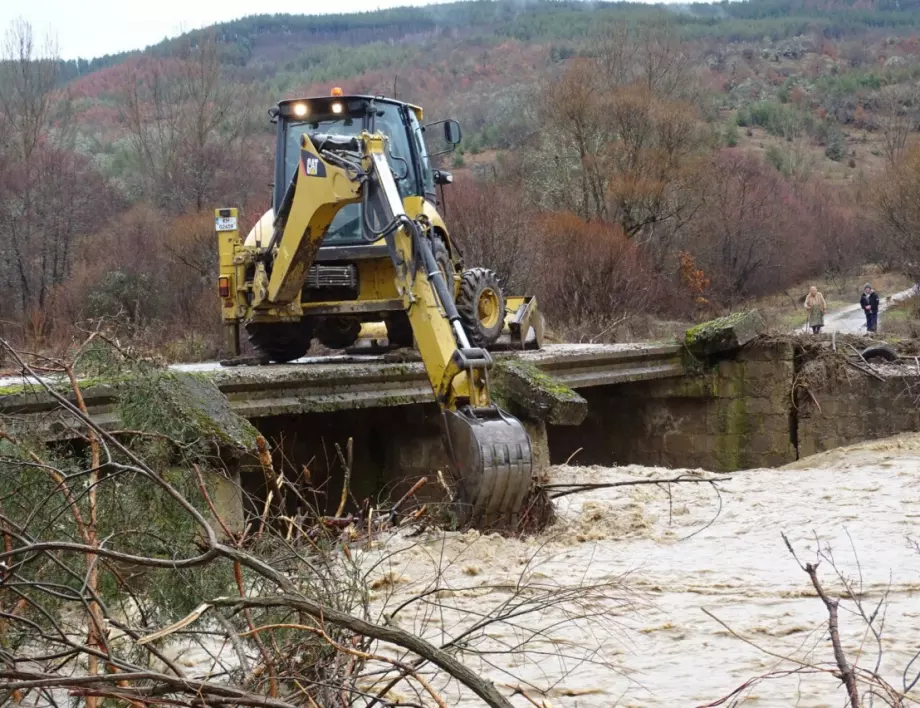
[280,104,419,245]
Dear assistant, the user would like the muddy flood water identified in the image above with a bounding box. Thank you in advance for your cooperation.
[357,434,920,707]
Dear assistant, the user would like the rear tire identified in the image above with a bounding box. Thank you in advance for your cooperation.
[432,236,453,293]
[246,321,312,363]
[316,317,361,350]
[385,312,414,348]
[456,267,505,348]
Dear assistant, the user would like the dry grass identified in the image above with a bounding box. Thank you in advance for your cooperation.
[733,125,888,185]
[877,298,920,339]
[546,313,693,345]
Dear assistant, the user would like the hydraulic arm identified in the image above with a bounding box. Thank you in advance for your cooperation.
[217,129,533,525]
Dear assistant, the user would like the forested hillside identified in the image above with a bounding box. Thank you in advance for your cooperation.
[4,0,920,358]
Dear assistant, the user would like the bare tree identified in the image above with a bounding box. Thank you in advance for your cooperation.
[877,85,917,167]
[121,34,252,212]
[873,143,920,280]
[527,18,705,269]
[0,18,60,164]
[685,150,818,303]
[0,19,109,344]
[447,175,541,295]
[703,532,919,707]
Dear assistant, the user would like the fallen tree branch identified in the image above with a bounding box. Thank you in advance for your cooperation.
[240,623,448,708]
[335,438,353,518]
[542,473,731,500]
[207,595,514,708]
[0,670,298,707]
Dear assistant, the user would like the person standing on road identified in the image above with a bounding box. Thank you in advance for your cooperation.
[860,283,880,333]
[804,285,827,334]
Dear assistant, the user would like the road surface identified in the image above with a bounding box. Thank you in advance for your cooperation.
[798,286,917,334]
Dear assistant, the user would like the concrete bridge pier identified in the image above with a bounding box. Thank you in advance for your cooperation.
[13,319,920,529]
[247,372,568,518]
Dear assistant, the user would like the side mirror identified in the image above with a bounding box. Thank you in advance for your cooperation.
[424,119,462,156]
[443,119,462,145]
[434,169,453,186]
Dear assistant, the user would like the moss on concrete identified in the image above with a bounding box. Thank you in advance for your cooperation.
[685,310,765,356]
[0,374,127,399]
[493,359,587,425]
[670,374,717,399]
[118,371,259,455]
[714,397,749,470]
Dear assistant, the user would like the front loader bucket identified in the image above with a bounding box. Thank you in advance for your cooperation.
[443,407,533,528]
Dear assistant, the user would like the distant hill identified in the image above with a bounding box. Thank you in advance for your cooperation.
[55,0,920,95]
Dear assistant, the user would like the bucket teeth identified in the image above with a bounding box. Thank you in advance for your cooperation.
[444,407,533,528]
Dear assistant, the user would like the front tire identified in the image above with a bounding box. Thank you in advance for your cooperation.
[246,321,312,363]
[456,267,505,348]
[315,317,361,350]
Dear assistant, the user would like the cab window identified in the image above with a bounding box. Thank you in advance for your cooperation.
[409,111,435,197]
[278,101,423,244]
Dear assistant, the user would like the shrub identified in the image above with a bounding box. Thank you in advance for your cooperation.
[87,270,152,325]
[825,129,846,161]
[765,144,787,172]
[724,121,740,147]
[740,99,814,138]
[535,212,672,336]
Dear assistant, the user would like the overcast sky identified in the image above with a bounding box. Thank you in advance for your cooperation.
[0,0,466,60]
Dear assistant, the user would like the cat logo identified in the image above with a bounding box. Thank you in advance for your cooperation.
[300,151,327,178]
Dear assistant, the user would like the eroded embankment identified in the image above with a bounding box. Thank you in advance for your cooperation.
[357,433,920,707]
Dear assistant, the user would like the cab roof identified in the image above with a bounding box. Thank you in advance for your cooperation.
[277,95,424,121]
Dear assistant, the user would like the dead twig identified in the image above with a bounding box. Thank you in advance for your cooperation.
[387,478,427,524]
[334,437,353,518]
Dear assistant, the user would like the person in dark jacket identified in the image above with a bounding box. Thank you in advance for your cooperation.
[860,283,880,332]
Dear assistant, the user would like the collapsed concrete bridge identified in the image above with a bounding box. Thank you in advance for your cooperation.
[3,312,920,525]
[0,342,685,430]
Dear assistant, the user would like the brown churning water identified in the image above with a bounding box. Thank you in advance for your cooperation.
[359,434,920,706]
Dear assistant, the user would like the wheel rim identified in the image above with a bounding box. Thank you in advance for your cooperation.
[478,288,501,329]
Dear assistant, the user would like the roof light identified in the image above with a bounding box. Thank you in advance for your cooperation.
[331,102,343,115]
[331,87,343,96]
[292,102,308,118]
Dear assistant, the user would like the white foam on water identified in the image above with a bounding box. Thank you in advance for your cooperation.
[356,434,920,707]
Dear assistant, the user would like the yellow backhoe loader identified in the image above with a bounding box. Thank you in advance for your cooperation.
[215,91,543,525]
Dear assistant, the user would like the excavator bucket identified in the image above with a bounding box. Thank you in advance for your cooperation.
[444,406,533,527]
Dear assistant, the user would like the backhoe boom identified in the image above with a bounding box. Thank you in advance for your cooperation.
[216,128,533,525]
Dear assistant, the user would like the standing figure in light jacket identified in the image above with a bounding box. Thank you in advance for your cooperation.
[804,285,827,334]
[860,283,879,333]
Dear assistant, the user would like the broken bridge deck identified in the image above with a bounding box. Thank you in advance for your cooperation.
[0,342,685,436]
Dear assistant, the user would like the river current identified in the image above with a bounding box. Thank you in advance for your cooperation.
[357,433,920,707]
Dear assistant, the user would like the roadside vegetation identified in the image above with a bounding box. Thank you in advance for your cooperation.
[3,0,920,362]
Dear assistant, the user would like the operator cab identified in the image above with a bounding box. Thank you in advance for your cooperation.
[272,93,461,246]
